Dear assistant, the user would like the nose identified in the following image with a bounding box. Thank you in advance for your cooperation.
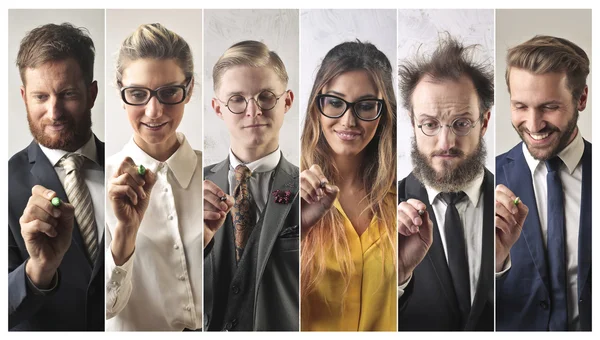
[436,124,456,151]
[145,96,164,119]
[47,96,63,120]
[340,107,357,127]
[523,108,546,132]
[245,98,262,117]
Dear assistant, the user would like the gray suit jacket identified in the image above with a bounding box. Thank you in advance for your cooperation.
[203,153,299,331]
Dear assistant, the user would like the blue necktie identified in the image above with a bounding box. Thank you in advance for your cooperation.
[546,157,568,330]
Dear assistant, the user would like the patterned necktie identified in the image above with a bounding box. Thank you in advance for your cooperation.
[59,153,99,264]
[440,191,471,327]
[231,164,255,263]
[546,157,568,330]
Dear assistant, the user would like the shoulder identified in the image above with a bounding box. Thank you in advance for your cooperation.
[8,145,31,172]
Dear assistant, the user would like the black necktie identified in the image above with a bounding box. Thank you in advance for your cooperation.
[440,191,470,327]
[546,157,568,330]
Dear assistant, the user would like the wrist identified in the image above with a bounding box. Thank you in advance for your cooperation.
[25,259,57,289]
[111,223,137,266]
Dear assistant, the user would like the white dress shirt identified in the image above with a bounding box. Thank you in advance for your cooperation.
[522,130,583,330]
[39,134,104,241]
[399,172,485,303]
[105,132,203,331]
[228,147,281,220]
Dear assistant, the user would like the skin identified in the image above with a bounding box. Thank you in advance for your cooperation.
[397,75,490,283]
[301,70,381,236]
[204,65,293,248]
[19,58,97,287]
[109,58,192,265]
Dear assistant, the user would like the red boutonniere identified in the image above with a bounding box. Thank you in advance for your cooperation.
[272,189,292,204]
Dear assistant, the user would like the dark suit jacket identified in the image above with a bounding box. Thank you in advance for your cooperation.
[398,169,494,331]
[203,153,299,331]
[8,138,105,331]
[496,140,592,331]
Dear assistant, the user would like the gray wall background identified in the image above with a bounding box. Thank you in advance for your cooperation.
[495,9,592,155]
[8,9,105,158]
[397,9,495,179]
[203,9,299,166]
[300,9,398,136]
[105,9,203,158]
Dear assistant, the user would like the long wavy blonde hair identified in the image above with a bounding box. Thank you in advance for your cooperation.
[300,40,397,304]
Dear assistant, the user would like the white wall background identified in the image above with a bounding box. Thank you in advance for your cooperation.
[397,9,495,180]
[300,9,398,133]
[8,9,105,158]
[495,9,592,156]
[203,9,299,166]
[105,9,203,157]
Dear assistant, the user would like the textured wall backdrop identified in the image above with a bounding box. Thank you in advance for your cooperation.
[495,9,592,156]
[105,9,203,158]
[397,9,495,179]
[203,9,299,166]
[8,9,105,159]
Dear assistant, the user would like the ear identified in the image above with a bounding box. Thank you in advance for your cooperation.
[87,81,98,110]
[407,110,415,127]
[480,110,491,137]
[212,97,224,120]
[283,90,294,113]
[184,78,195,104]
[577,85,588,111]
[20,86,26,103]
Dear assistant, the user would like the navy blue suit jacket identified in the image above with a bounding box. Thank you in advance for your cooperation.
[8,138,105,331]
[495,140,592,331]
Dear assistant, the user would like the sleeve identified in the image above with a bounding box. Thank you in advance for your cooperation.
[397,274,412,299]
[105,226,135,320]
[495,255,512,278]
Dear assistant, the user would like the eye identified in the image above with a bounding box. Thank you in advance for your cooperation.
[543,105,559,111]
[160,88,179,98]
[326,98,344,108]
[33,94,48,102]
[63,90,79,99]
[421,119,440,129]
[357,102,376,111]
[453,118,473,128]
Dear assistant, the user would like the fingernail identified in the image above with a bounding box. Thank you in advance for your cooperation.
[47,191,54,199]
[220,203,228,211]
[414,217,422,226]
[141,192,146,199]
[512,207,518,214]
[317,188,324,197]
[53,209,61,218]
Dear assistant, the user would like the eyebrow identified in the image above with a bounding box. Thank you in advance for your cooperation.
[417,111,475,120]
[511,100,563,107]
[125,80,185,88]
[225,88,277,97]
[324,90,379,100]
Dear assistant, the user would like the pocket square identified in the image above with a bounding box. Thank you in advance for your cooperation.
[278,224,299,238]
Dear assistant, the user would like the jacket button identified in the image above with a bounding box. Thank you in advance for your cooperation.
[580,298,583,303]
[539,301,548,310]
[225,322,232,330]
[232,285,240,294]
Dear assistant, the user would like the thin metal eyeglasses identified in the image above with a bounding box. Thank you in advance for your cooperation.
[316,94,384,121]
[120,77,193,106]
[217,90,289,114]
[417,115,484,136]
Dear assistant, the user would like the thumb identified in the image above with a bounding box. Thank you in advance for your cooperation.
[57,201,75,233]
[142,169,158,194]
[322,184,339,208]
[419,211,434,246]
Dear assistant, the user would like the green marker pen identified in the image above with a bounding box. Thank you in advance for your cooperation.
[138,164,146,176]
[51,197,61,207]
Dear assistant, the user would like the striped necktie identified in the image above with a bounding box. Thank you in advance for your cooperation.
[59,153,99,264]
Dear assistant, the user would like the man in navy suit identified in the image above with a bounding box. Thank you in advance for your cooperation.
[496,35,591,331]
[8,23,104,330]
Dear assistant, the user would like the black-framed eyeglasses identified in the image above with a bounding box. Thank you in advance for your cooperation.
[120,77,193,106]
[316,94,384,122]
[217,90,289,114]
[417,115,483,137]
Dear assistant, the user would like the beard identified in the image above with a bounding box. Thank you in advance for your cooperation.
[514,109,579,161]
[411,135,487,193]
[27,108,92,152]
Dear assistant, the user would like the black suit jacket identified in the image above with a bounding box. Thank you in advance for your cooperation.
[8,138,105,331]
[397,169,494,331]
[495,140,592,331]
[203,154,300,331]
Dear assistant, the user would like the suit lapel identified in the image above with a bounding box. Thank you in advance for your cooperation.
[405,174,460,313]
[503,144,549,291]
[28,142,86,259]
[578,140,591,298]
[465,169,494,329]
[255,156,298,300]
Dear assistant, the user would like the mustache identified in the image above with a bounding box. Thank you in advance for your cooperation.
[430,147,464,157]
[518,123,560,134]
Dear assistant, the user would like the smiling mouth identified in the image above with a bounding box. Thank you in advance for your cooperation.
[46,123,66,131]
[142,122,168,130]
[335,130,362,141]
[528,131,553,141]
[245,124,268,128]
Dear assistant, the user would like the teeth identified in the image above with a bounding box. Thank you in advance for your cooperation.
[530,132,550,140]
[145,123,165,127]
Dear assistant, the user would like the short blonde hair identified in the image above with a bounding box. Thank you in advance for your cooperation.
[116,23,193,84]
[212,40,288,91]
[506,35,589,101]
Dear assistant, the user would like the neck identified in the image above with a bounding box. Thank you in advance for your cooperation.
[333,152,364,188]
[63,130,93,152]
[231,141,278,163]
[134,134,180,162]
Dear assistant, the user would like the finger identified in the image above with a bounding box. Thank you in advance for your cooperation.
[113,173,147,200]
[406,198,427,212]
[323,184,339,197]
[115,157,138,178]
[23,220,58,238]
[204,211,223,221]
[203,180,226,198]
[398,223,415,236]
[29,194,62,218]
[141,168,158,193]
[31,185,56,200]
[397,207,417,233]
[204,188,228,211]
[495,215,512,235]
[300,188,314,204]
[110,184,139,205]
[495,201,518,226]
[495,184,517,200]
[399,201,422,227]
[496,190,518,214]
[24,204,59,227]
[418,210,434,245]
[300,171,321,201]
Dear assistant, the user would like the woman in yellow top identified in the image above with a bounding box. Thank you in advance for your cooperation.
[300,41,397,331]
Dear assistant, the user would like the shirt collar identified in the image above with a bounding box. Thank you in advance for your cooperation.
[123,132,197,188]
[522,129,584,175]
[425,170,484,207]
[228,146,281,173]
[39,134,98,167]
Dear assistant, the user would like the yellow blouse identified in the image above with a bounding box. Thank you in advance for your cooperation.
[301,198,397,331]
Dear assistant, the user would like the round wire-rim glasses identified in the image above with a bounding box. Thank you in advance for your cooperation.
[416,115,484,137]
[217,90,289,114]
